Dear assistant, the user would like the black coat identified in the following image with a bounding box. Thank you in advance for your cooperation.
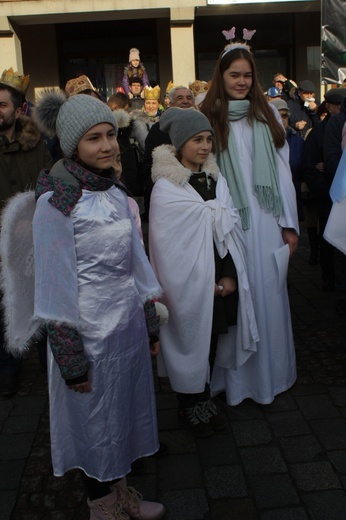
[303,116,331,203]
[287,90,319,138]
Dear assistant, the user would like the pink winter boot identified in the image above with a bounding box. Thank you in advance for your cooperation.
[113,478,165,520]
[87,490,130,520]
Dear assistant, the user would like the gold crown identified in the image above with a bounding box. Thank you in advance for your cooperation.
[143,85,161,100]
[0,67,30,96]
[188,80,211,98]
[65,75,97,97]
[165,81,176,95]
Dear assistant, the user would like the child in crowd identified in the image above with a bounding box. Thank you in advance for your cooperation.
[122,48,149,96]
[32,92,165,520]
[149,107,258,438]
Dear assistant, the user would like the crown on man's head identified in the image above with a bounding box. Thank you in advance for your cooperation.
[189,80,211,98]
[143,85,161,100]
[0,67,30,97]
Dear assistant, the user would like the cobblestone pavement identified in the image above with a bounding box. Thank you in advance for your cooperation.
[1,226,346,520]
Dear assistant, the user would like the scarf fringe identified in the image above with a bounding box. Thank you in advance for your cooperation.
[254,185,282,218]
[239,207,250,230]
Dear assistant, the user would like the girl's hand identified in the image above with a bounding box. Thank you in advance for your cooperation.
[282,228,299,255]
[149,339,160,357]
[216,277,237,297]
[68,381,91,393]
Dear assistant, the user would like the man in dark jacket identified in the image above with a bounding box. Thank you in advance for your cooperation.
[303,88,346,291]
[287,79,320,138]
[0,68,53,396]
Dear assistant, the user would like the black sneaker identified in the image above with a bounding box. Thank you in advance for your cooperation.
[178,403,214,438]
[198,399,228,431]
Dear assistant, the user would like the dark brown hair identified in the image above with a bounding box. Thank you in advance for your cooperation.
[201,47,285,151]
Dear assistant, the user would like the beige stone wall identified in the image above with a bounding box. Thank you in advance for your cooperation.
[0,17,22,73]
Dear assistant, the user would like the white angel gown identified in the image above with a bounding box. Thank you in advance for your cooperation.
[211,116,299,405]
[33,185,160,481]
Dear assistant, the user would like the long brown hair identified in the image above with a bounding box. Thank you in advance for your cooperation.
[201,47,285,151]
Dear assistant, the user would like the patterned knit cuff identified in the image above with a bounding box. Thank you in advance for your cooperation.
[144,300,160,337]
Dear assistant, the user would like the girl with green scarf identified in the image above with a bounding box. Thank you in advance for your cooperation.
[201,43,299,406]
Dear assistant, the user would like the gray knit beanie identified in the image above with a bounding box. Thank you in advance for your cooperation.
[34,91,118,158]
[159,107,213,151]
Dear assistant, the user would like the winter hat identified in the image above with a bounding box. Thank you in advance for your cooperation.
[266,87,281,98]
[159,107,213,151]
[299,80,316,93]
[324,88,346,104]
[34,91,118,158]
[270,98,290,113]
[129,48,140,63]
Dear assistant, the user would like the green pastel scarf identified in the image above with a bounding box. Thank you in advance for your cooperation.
[217,100,282,230]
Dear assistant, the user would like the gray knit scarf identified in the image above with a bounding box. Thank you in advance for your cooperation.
[217,100,282,230]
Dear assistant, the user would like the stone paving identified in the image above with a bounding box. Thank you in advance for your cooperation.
[1,226,346,520]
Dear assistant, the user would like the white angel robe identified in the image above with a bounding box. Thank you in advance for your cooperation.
[149,146,258,394]
[33,185,161,481]
[324,147,346,255]
[211,116,299,405]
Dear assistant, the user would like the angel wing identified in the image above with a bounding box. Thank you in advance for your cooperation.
[0,191,42,355]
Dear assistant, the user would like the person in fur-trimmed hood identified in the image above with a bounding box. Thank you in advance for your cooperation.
[0,71,53,398]
[149,107,259,439]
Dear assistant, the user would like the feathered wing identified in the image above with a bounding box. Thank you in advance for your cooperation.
[0,192,43,355]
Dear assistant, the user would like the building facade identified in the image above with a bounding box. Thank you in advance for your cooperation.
[0,0,321,102]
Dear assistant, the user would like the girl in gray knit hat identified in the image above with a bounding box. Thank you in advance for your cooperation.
[31,91,165,520]
[149,107,258,438]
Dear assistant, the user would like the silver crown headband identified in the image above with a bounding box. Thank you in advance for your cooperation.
[221,27,256,59]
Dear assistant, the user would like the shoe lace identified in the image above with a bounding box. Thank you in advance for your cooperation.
[197,399,218,420]
[193,402,212,423]
[117,485,142,517]
[114,502,130,520]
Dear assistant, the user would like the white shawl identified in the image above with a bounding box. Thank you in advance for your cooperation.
[149,145,259,393]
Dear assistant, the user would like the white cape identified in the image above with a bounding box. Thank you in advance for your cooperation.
[149,145,258,394]
[324,147,346,255]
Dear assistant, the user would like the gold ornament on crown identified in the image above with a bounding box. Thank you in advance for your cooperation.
[0,67,30,96]
[143,85,161,101]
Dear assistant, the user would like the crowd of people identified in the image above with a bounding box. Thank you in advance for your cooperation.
[1,34,346,520]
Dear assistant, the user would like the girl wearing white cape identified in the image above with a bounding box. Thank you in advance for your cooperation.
[31,92,165,520]
[149,107,258,438]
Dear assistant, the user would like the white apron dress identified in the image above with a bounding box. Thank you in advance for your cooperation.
[33,185,160,481]
[211,117,299,405]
